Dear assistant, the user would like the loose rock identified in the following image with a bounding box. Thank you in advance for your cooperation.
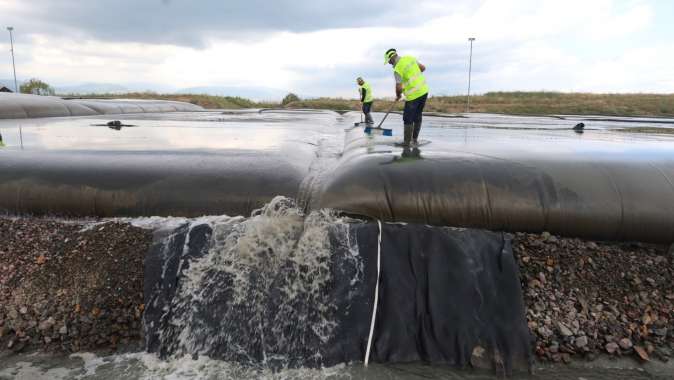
[634,346,650,362]
[619,338,633,350]
[606,342,619,354]
[0,217,151,353]
[514,232,672,364]
[557,322,573,337]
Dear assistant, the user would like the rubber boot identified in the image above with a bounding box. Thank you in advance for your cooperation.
[412,121,422,145]
[403,124,413,146]
[365,113,374,124]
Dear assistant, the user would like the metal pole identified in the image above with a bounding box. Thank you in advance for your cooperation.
[7,27,18,93]
[466,37,475,113]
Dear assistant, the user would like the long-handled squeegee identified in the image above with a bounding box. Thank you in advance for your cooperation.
[364,100,396,136]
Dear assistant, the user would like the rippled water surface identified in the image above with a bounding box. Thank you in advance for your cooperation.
[2,351,673,380]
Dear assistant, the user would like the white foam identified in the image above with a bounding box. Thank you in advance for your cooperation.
[0,361,73,380]
[0,351,353,380]
[153,196,361,365]
[131,353,351,380]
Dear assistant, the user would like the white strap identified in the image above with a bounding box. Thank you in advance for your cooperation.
[364,220,383,367]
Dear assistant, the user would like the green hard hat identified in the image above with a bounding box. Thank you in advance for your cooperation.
[385,48,397,64]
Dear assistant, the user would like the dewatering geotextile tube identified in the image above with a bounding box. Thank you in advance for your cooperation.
[319,153,674,243]
[0,151,305,217]
[0,93,203,119]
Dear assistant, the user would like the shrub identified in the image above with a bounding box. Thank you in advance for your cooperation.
[282,93,300,105]
[20,78,55,96]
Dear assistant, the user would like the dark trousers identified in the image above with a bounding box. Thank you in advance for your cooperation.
[403,93,428,139]
[362,102,373,123]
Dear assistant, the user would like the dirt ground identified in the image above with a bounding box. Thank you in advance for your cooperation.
[513,232,673,364]
[0,218,151,353]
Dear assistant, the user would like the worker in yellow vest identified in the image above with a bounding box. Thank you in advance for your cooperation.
[385,48,429,146]
[357,77,374,124]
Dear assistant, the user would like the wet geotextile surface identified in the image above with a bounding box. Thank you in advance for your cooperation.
[1,111,674,243]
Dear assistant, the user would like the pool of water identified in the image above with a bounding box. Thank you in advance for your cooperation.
[1,350,673,380]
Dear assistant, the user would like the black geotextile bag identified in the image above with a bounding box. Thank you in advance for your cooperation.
[325,223,532,373]
[144,221,532,373]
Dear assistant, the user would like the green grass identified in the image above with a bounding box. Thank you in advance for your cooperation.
[61,92,275,109]
[60,92,674,118]
[291,92,674,117]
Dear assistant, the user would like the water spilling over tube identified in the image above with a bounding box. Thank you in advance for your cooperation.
[142,197,531,372]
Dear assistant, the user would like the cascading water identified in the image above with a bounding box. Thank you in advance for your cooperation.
[144,197,364,369]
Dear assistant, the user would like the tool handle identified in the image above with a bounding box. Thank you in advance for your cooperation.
[375,100,398,129]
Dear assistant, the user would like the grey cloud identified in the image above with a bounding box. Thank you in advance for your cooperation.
[6,0,427,47]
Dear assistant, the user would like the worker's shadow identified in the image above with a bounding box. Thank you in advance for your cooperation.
[380,146,423,165]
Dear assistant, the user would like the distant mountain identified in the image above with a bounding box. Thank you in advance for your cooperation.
[12,80,289,101]
[1,80,129,95]
[55,83,130,95]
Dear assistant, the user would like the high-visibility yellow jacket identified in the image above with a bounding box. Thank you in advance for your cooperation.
[359,81,374,103]
[394,56,429,101]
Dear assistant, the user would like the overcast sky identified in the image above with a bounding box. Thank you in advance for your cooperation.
[1,0,673,99]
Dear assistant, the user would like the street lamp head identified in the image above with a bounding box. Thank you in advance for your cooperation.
[468,37,476,41]
[7,27,13,31]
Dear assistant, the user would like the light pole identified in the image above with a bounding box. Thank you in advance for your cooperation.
[7,27,18,93]
[466,37,476,113]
